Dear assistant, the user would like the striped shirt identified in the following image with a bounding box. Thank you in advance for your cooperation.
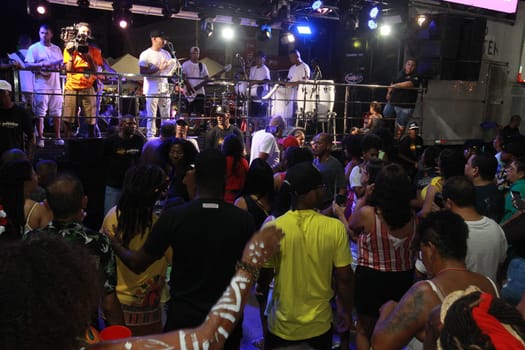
[357,214,416,272]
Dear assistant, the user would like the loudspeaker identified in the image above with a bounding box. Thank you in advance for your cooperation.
[412,14,486,81]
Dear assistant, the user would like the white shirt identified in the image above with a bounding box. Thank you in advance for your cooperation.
[249,64,270,99]
[182,60,209,95]
[287,62,310,82]
[465,216,507,281]
[9,49,34,93]
[25,42,63,92]
[250,129,279,169]
[138,47,172,95]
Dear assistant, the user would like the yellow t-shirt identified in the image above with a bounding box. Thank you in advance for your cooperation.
[101,207,172,307]
[63,45,103,90]
[264,209,352,340]
[420,176,444,200]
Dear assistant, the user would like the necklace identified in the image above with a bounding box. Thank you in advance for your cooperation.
[436,267,467,276]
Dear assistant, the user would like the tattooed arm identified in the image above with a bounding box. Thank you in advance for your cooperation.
[89,226,283,350]
[371,281,440,350]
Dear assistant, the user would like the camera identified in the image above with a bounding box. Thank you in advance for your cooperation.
[60,24,91,54]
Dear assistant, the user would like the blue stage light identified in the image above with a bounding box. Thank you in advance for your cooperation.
[296,25,312,35]
[311,0,323,10]
[369,6,379,19]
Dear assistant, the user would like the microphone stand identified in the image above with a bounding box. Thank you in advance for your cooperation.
[167,42,183,117]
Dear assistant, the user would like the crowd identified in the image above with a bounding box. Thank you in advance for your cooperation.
[2,25,525,350]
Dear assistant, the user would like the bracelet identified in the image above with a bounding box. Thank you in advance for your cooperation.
[236,260,260,280]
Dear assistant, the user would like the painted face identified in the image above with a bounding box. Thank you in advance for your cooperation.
[169,144,184,165]
[506,161,524,184]
[405,60,416,75]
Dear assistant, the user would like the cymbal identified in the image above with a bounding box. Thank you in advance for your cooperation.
[208,81,235,86]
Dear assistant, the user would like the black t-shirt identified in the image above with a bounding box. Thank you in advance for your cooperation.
[390,70,420,108]
[398,135,423,163]
[204,125,244,150]
[143,198,255,326]
[103,133,145,188]
[475,183,504,223]
[0,104,33,155]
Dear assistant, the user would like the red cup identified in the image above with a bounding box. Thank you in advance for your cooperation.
[99,325,132,341]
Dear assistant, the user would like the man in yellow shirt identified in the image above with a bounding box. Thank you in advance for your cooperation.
[62,22,114,138]
[258,162,354,349]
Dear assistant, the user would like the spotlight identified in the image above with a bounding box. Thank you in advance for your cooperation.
[369,6,379,19]
[112,0,133,29]
[162,0,181,17]
[200,16,215,38]
[221,26,234,40]
[296,25,312,35]
[311,0,323,10]
[27,0,51,17]
[204,22,214,37]
[379,24,391,36]
[77,0,90,8]
[368,19,377,30]
[280,32,295,44]
[258,24,272,41]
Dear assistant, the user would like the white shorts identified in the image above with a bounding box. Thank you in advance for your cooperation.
[34,90,64,118]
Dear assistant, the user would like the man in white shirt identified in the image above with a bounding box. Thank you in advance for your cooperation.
[249,51,271,126]
[250,115,285,170]
[182,46,209,133]
[139,30,174,138]
[442,176,507,281]
[25,24,64,147]
[9,34,34,111]
[287,49,310,127]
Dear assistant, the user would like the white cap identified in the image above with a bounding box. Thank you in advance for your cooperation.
[0,80,12,92]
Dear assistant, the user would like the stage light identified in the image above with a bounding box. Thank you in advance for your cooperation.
[368,20,377,30]
[280,32,295,44]
[258,24,272,40]
[162,0,181,17]
[221,26,234,40]
[416,15,427,27]
[204,22,214,37]
[311,0,323,10]
[379,24,391,36]
[112,0,133,29]
[27,0,51,17]
[369,6,379,19]
[77,0,90,8]
[296,25,312,35]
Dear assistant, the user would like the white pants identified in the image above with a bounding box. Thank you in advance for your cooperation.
[145,95,170,138]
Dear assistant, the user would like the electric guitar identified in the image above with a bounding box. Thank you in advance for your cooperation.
[185,64,232,102]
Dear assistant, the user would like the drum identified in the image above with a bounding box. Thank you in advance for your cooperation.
[269,85,293,120]
[249,84,267,101]
[235,81,249,98]
[316,80,335,122]
[296,83,317,116]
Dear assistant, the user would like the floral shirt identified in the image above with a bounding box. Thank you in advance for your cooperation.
[29,221,117,294]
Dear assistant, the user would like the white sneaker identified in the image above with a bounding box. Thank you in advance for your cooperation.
[54,139,65,146]
[36,139,45,148]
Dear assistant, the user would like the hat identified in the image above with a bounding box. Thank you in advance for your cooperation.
[278,135,299,150]
[0,80,12,92]
[284,162,322,195]
[175,119,187,126]
[408,122,419,130]
[150,30,166,38]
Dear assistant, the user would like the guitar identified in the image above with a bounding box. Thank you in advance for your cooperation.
[185,64,232,102]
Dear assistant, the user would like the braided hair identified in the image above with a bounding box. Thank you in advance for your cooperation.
[440,291,525,349]
[116,165,166,248]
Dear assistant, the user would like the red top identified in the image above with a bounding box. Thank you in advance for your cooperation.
[224,156,249,203]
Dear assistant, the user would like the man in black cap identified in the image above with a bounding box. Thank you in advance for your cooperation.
[139,30,174,138]
[204,108,244,151]
[397,121,423,180]
[175,118,200,152]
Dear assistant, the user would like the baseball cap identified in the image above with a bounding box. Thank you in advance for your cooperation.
[150,30,166,38]
[175,119,187,126]
[278,135,299,150]
[408,122,419,130]
[0,80,12,92]
[284,162,322,196]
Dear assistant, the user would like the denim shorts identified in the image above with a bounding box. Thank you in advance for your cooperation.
[393,106,414,127]
[501,257,525,306]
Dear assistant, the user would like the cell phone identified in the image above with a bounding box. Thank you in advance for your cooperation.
[511,191,525,210]
[265,125,278,134]
[335,194,346,207]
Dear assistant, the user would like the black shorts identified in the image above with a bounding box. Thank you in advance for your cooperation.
[354,265,414,318]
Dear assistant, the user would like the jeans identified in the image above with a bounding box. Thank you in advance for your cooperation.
[393,106,414,127]
[501,257,525,306]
